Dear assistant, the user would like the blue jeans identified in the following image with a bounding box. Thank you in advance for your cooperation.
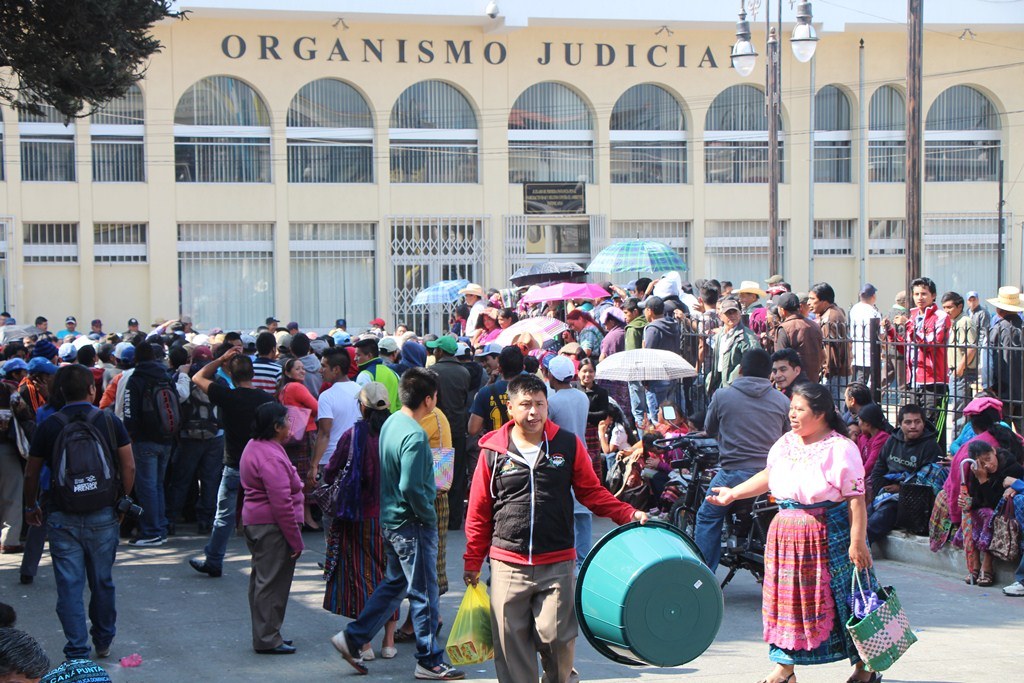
[867,498,899,545]
[645,380,681,418]
[574,511,593,571]
[694,468,760,572]
[48,507,120,659]
[1013,495,1024,584]
[166,436,224,527]
[628,381,648,427]
[203,466,240,571]
[345,522,443,668]
[133,441,172,539]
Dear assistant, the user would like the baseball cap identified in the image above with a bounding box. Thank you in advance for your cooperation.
[113,341,134,360]
[547,354,577,382]
[265,316,280,325]
[378,337,399,354]
[720,298,741,313]
[966,291,980,300]
[776,292,800,312]
[127,318,139,327]
[90,319,102,327]
[286,321,299,331]
[65,316,77,324]
[475,342,503,357]
[456,342,472,358]
[359,382,391,411]
[120,346,136,364]
[332,331,352,347]
[335,318,347,328]
[426,335,458,355]
[369,317,386,328]
[27,357,58,375]
[240,334,257,351]
[58,343,77,361]
[859,283,878,298]
[1,358,29,374]
[638,296,665,314]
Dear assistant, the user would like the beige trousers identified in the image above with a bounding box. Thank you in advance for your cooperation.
[489,558,579,683]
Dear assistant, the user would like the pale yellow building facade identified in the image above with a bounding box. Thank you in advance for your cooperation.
[1,7,1021,333]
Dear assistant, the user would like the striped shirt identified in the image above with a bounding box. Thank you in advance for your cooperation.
[251,357,282,395]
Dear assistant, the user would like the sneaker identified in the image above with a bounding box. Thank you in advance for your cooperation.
[1003,581,1024,597]
[128,536,165,547]
[414,662,465,680]
[95,644,111,658]
[330,631,368,675]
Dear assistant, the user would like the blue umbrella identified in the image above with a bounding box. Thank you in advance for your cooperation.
[412,279,470,306]
[586,240,686,273]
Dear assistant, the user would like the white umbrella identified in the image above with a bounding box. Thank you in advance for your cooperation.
[595,349,697,382]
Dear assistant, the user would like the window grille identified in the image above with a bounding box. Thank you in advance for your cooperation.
[705,85,784,184]
[508,83,594,183]
[94,223,147,263]
[923,212,1005,294]
[289,222,376,328]
[19,100,76,182]
[23,223,78,263]
[390,81,478,183]
[177,222,274,330]
[174,77,271,183]
[610,84,687,184]
[924,85,1000,183]
[91,84,145,182]
[814,85,852,183]
[869,85,905,183]
[704,220,787,284]
[287,79,373,183]
[389,216,487,334]
[813,219,855,256]
[868,219,905,256]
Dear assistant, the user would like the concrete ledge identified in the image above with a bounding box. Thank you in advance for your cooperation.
[872,530,1016,580]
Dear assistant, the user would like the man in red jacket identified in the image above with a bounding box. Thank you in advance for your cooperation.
[463,374,646,683]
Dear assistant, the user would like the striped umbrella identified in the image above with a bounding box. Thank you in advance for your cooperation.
[411,279,470,306]
[595,349,697,382]
[494,317,567,347]
[586,240,687,274]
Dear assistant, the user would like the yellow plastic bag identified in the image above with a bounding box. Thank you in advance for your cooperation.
[445,583,493,665]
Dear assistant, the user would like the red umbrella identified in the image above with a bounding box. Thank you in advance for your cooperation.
[960,458,978,583]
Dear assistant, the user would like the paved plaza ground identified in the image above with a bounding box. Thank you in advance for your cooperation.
[2,517,1021,683]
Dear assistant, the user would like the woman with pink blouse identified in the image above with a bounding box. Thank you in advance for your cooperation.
[707,383,878,683]
[240,402,305,655]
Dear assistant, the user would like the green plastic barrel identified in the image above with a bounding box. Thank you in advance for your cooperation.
[575,520,724,667]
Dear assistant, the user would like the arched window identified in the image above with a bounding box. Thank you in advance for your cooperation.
[704,84,783,184]
[508,82,594,184]
[91,84,145,182]
[869,85,905,183]
[287,79,373,183]
[925,85,1000,182]
[174,76,271,183]
[610,84,686,184]
[389,81,478,183]
[20,99,76,182]
[814,85,851,183]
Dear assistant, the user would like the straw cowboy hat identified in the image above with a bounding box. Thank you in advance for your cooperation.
[458,283,485,298]
[988,286,1024,313]
[733,280,767,298]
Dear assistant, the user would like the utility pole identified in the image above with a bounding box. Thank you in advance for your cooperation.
[905,0,924,293]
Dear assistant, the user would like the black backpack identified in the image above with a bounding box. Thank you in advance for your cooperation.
[180,382,219,440]
[51,410,120,513]
[138,373,181,440]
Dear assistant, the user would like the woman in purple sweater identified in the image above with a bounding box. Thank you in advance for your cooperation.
[240,402,305,655]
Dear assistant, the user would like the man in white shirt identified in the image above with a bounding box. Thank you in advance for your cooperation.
[311,348,362,488]
[849,283,882,387]
[459,283,487,336]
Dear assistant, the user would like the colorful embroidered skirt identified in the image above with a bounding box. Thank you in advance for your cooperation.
[284,431,315,497]
[435,493,450,596]
[765,501,873,666]
[584,424,603,479]
[953,507,997,551]
[322,516,386,618]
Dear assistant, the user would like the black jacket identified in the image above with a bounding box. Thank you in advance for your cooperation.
[431,356,471,434]
[123,361,177,444]
[870,424,942,494]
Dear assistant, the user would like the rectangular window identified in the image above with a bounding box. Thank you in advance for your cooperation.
[610,141,687,184]
[287,139,373,183]
[289,222,376,329]
[23,223,79,263]
[92,130,145,182]
[177,222,274,329]
[924,140,999,182]
[868,140,905,183]
[704,220,787,284]
[174,136,271,183]
[924,213,1002,294]
[814,133,852,183]
[704,139,785,184]
[868,219,906,256]
[813,220,855,256]
[94,223,147,263]
[508,141,595,184]
[20,124,76,182]
[390,141,478,184]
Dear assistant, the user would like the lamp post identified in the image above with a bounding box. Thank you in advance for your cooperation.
[731,0,818,279]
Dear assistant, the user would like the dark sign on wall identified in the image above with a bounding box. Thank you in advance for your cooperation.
[524,182,586,214]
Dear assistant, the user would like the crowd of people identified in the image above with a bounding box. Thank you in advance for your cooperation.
[1,269,1023,683]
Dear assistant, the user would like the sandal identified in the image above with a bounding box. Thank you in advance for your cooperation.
[964,572,978,585]
[393,629,415,643]
[756,674,795,683]
[847,672,882,682]
[977,572,995,587]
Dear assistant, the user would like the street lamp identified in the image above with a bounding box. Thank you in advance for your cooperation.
[731,0,819,278]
